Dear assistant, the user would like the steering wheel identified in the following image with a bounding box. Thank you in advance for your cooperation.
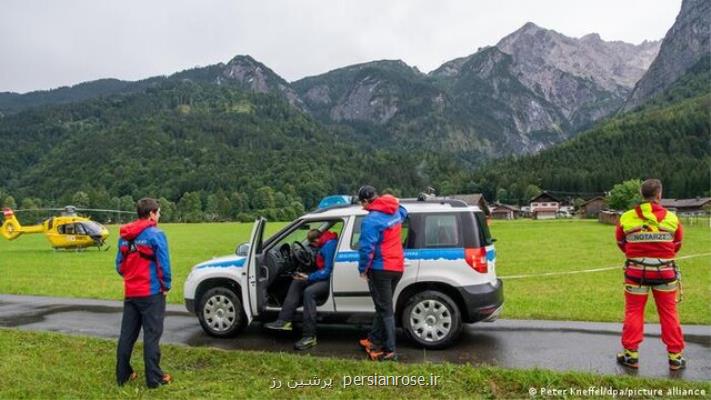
[291,241,313,267]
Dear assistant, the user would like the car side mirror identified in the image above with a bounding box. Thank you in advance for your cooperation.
[236,242,250,257]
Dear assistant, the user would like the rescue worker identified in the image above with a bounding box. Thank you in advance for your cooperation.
[115,198,173,387]
[265,229,338,350]
[615,179,685,370]
[356,185,408,361]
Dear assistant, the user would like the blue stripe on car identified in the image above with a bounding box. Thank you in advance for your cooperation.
[196,258,246,269]
[197,248,495,269]
[336,248,467,262]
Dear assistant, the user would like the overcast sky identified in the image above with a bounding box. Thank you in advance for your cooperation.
[1,0,682,93]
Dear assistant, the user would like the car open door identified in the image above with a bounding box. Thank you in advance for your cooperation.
[245,217,266,321]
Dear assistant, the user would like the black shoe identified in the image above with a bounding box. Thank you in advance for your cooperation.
[616,349,639,369]
[294,336,317,351]
[265,320,292,331]
[668,352,686,370]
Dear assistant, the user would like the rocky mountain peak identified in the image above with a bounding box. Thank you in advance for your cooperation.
[581,33,602,42]
[218,54,305,109]
[518,21,544,33]
[623,0,710,110]
[497,23,660,91]
[334,59,422,78]
[221,55,285,92]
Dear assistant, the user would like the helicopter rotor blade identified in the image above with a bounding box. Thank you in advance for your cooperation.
[11,208,67,212]
[73,208,134,214]
[11,207,133,214]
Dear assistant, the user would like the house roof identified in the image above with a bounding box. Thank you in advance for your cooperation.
[580,196,606,207]
[450,194,486,205]
[492,203,520,212]
[530,191,561,203]
[449,193,491,215]
[661,198,711,209]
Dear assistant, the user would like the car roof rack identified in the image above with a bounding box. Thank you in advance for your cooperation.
[400,198,469,207]
[309,203,356,214]
[310,196,470,214]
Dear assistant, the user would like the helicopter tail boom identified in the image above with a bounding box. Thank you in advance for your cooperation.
[1,208,44,240]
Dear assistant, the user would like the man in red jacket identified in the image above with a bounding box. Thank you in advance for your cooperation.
[615,179,685,370]
[356,185,408,361]
[115,198,173,387]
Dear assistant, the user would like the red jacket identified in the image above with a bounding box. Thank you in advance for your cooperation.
[115,219,172,298]
[358,195,408,273]
[616,202,683,283]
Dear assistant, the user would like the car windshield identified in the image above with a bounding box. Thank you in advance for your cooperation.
[81,221,104,236]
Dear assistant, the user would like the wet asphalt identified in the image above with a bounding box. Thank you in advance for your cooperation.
[0,294,709,381]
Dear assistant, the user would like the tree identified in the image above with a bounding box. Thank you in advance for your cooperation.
[178,192,203,222]
[2,195,17,209]
[607,179,642,211]
[230,192,249,218]
[496,188,509,203]
[205,194,219,222]
[157,197,177,222]
[573,197,586,211]
[524,184,542,203]
[20,197,41,224]
[252,186,275,209]
[72,191,90,208]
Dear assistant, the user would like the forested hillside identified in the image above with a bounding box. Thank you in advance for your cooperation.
[0,81,466,221]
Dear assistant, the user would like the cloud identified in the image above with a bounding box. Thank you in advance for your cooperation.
[0,0,681,93]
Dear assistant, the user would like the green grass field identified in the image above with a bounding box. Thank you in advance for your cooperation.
[489,218,711,324]
[1,218,709,399]
[0,218,709,323]
[1,329,708,399]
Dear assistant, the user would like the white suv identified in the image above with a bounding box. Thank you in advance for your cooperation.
[184,198,503,349]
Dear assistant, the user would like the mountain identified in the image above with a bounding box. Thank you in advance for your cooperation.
[2,24,660,160]
[0,78,165,115]
[623,0,710,111]
[181,55,306,110]
[470,73,711,203]
[429,46,569,154]
[0,55,305,115]
[294,25,659,157]
[292,60,496,158]
[494,22,659,128]
[293,60,431,124]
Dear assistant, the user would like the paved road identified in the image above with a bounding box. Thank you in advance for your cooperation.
[1,294,709,381]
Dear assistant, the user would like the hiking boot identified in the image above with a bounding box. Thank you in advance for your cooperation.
[264,320,292,331]
[359,337,378,352]
[668,352,686,370]
[616,349,639,369]
[147,373,173,389]
[294,336,317,351]
[368,350,398,362]
[118,371,138,386]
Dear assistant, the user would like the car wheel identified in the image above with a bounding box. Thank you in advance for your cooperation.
[198,287,245,338]
[402,290,462,349]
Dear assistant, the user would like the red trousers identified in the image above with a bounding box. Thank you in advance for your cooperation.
[621,281,684,353]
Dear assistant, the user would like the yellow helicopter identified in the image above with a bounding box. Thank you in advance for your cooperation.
[1,206,132,251]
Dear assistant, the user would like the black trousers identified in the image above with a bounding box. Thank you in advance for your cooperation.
[277,279,329,337]
[116,293,166,388]
[367,270,402,353]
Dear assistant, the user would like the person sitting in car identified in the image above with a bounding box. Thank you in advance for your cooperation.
[265,229,338,350]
